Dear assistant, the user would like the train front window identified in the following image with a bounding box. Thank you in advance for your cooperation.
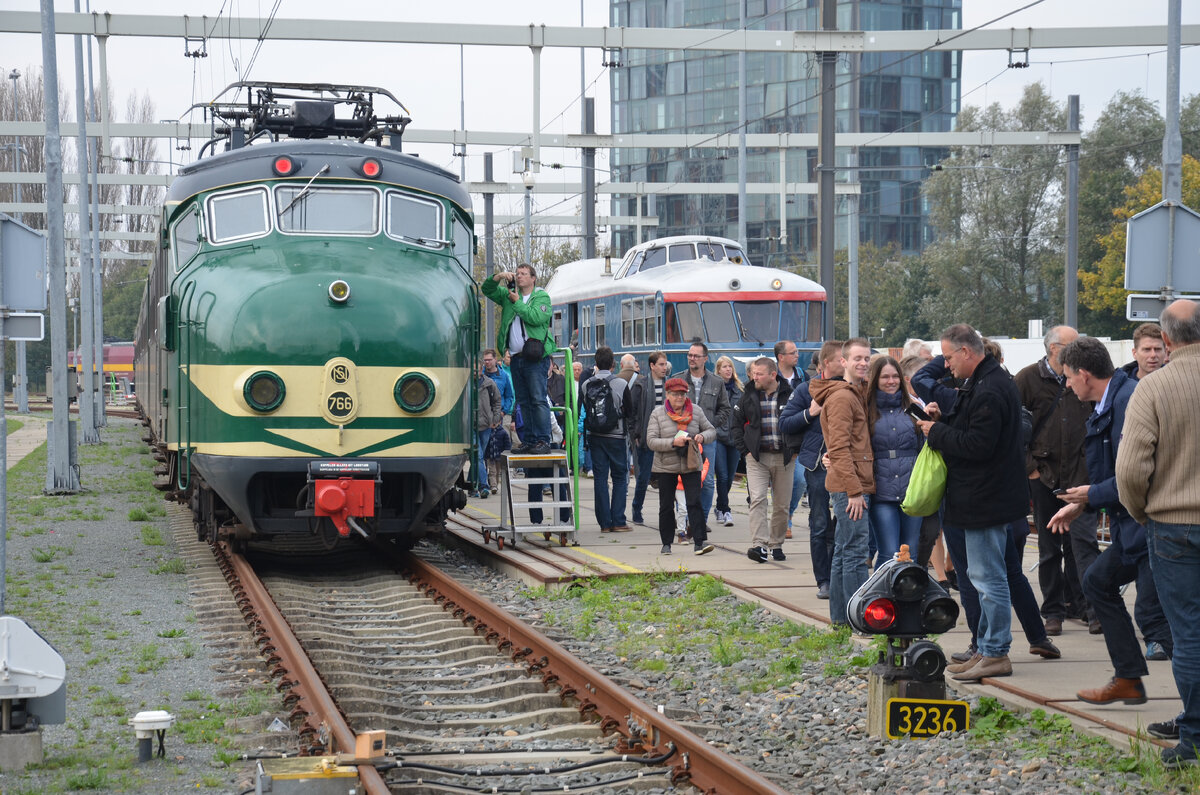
[701,302,738,342]
[780,301,808,342]
[674,302,704,343]
[668,244,694,262]
[640,247,668,271]
[277,187,378,235]
[696,241,724,261]
[172,210,202,270]
[385,192,445,248]
[734,302,780,344]
[208,188,269,243]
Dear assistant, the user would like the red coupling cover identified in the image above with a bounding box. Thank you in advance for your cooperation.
[314,478,376,537]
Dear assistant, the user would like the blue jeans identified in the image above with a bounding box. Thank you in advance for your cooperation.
[510,354,551,445]
[588,434,628,529]
[869,500,923,564]
[474,427,493,488]
[805,466,833,587]
[700,450,714,518]
[829,491,871,625]
[951,521,1047,648]
[963,524,1012,658]
[787,460,808,519]
[631,446,655,518]
[712,439,741,514]
[1147,519,1200,750]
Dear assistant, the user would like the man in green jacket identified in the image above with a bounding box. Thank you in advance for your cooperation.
[481,263,556,454]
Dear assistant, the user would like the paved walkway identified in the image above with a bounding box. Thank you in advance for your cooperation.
[5,412,47,470]
[458,473,1176,752]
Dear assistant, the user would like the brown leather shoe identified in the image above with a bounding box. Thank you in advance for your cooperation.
[1077,677,1146,705]
[945,653,982,674]
[1088,618,1104,635]
[611,525,632,533]
[951,655,1012,681]
[1044,618,1063,636]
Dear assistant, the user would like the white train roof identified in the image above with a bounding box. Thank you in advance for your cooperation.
[546,235,825,304]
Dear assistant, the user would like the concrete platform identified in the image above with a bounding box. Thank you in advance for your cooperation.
[455,473,1179,751]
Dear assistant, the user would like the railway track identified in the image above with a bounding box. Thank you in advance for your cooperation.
[208,533,791,793]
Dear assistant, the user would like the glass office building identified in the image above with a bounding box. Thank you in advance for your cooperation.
[609,0,962,265]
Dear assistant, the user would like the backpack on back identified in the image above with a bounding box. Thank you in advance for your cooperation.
[583,375,620,434]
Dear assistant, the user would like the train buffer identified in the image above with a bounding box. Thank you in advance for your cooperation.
[481,450,578,550]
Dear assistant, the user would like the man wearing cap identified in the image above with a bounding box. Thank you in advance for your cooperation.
[730,357,795,563]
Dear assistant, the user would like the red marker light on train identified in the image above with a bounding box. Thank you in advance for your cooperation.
[272,156,296,176]
[359,158,382,179]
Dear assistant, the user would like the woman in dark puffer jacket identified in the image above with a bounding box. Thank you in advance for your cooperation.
[866,355,925,564]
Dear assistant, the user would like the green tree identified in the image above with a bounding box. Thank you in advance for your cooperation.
[1080,155,1200,329]
[832,243,938,346]
[921,82,1067,335]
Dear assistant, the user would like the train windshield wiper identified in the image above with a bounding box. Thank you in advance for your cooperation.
[741,324,764,346]
[395,233,451,247]
[277,164,331,217]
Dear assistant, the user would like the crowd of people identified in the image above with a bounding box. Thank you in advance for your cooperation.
[475,263,1200,768]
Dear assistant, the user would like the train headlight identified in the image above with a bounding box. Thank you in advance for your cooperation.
[358,158,382,179]
[272,156,297,176]
[244,371,286,412]
[394,373,435,413]
[329,279,351,303]
[771,278,783,290]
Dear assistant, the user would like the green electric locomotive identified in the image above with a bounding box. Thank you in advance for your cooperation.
[134,83,476,547]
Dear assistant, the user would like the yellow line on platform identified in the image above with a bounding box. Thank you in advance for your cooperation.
[571,547,642,573]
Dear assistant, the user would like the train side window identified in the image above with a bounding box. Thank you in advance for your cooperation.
[621,300,633,347]
[632,298,645,345]
[552,310,565,346]
[806,300,824,342]
[277,186,379,235]
[171,210,202,271]
[668,243,694,262]
[675,302,704,343]
[664,303,680,343]
[702,302,738,342]
[207,187,269,244]
[385,192,445,248]
[580,305,591,350]
[595,304,606,347]
[645,297,659,345]
[452,216,473,269]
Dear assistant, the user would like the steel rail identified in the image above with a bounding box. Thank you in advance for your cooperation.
[400,553,792,795]
[213,543,391,795]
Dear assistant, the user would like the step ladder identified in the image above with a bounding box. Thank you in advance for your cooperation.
[481,449,577,549]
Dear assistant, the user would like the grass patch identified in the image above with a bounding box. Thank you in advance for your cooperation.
[139,525,164,545]
[128,507,150,522]
[151,558,186,575]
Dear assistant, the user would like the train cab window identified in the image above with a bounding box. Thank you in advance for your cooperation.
[780,301,807,342]
[594,304,606,347]
[668,243,694,262]
[277,186,378,235]
[734,302,780,344]
[385,192,445,248]
[451,217,473,269]
[171,210,202,270]
[640,246,668,272]
[806,300,824,342]
[208,188,270,244]
[673,302,704,344]
[701,302,738,342]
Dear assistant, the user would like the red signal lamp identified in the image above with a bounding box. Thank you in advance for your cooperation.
[862,598,897,632]
[359,158,382,179]
[272,156,297,176]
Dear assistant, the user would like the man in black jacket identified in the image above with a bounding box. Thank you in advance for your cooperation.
[731,357,794,563]
[914,324,1026,681]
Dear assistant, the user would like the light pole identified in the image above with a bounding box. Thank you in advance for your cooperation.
[8,68,28,413]
[522,169,534,264]
[8,69,19,216]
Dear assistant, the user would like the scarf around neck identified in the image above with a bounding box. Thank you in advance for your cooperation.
[666,398,693,429]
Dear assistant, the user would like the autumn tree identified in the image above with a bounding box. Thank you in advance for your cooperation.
[920,82,1067,336]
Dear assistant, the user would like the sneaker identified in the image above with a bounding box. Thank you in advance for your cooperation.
[1148,718,1180,740]
[660,544,672,555]
[1162,745,1200,769]
[677,531,689,543]
[1146,641,1171,661]
[530,441,551,455]
[771,548,787,561]
[723,511,734,527]
[747,546,768,563]
[800,494,809,509]
[510,442,531,454]
[479,489,490,500]
[468,489,481,498]
[694,543,715,556]
[816,582,830,599]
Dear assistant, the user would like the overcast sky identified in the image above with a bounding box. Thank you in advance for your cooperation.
[1,0,1196,220]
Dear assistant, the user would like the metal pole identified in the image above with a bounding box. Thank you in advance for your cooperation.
[0,221,7,613]
[1064,95,1080,327]
[737,0,747,248]
[41,0,80,492]
[848,151,860,338]
[1161,0,1182,302]
[11,68,28,413]
[88,21,106,428]
[531,45,542,174]
[459,44,466,183]
[484,152,495,347]
[818,0,837,340]
[524,184,533,263]
[583,98,596,259]
[778,146,787,250]
[74,0,99,444]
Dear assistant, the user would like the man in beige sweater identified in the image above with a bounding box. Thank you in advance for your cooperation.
[1116,298,1200,769]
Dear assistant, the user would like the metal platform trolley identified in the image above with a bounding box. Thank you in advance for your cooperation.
[481,351,581,549]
